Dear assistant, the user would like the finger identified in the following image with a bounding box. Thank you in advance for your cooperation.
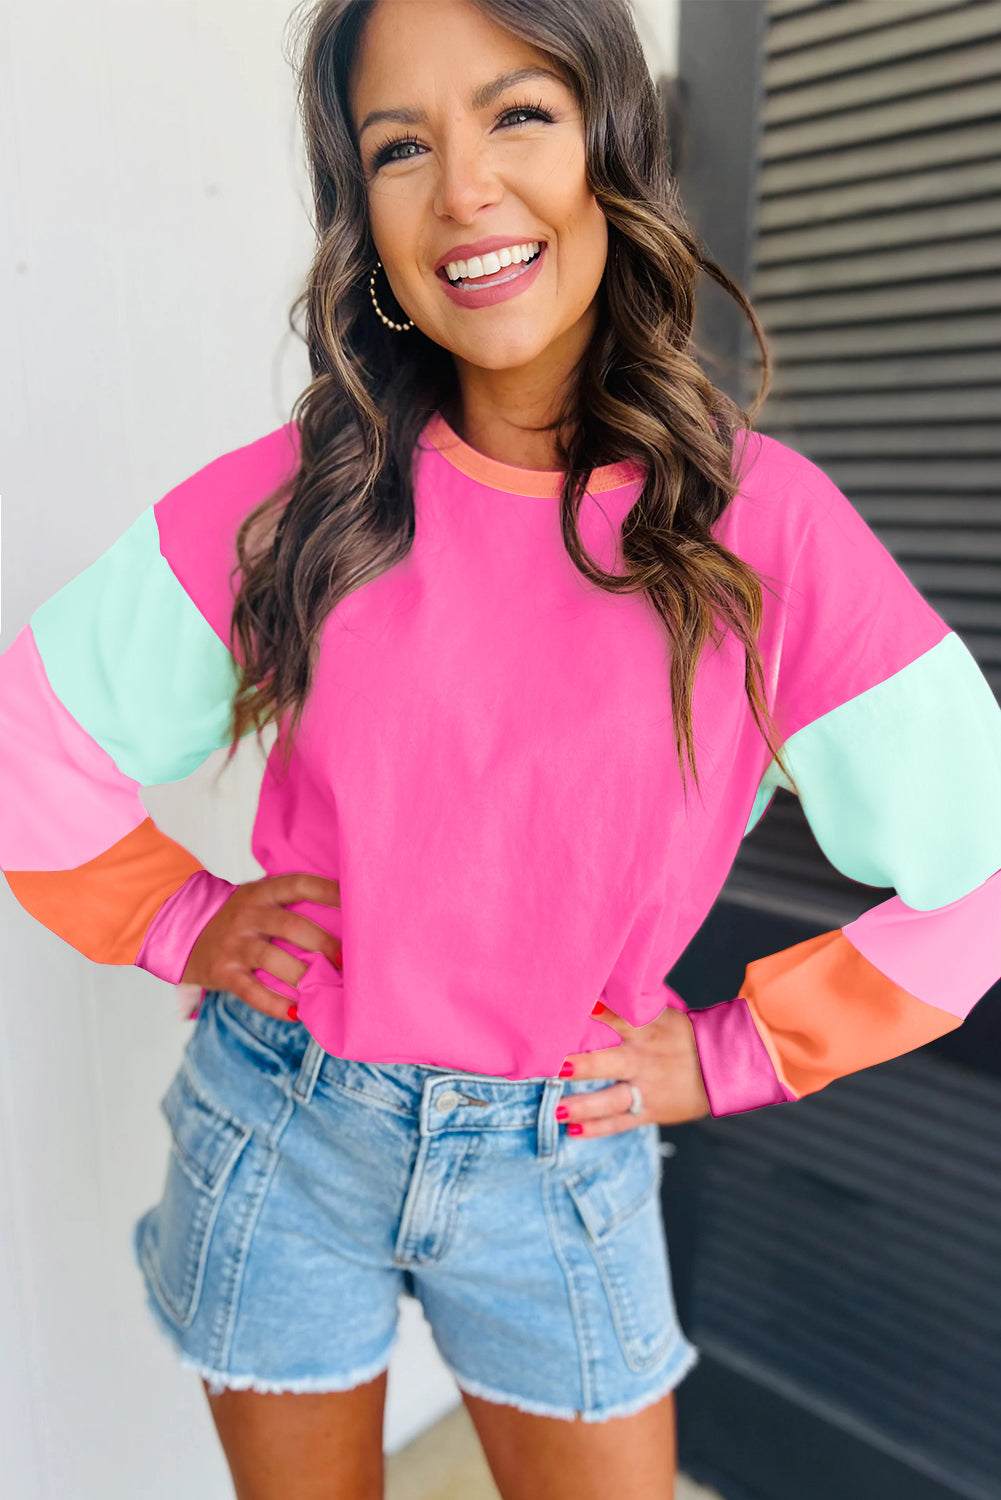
[228,971,302,1020]
[562,1040,637,1080]
[240,937,309,990]
[592,1004,641,1036]
[567,1112,641,1139]
[560,1081,636,1122]
[255,910,343,967]
[256,873,342,908]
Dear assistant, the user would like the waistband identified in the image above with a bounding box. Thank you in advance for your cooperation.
[290,1041,610,1160]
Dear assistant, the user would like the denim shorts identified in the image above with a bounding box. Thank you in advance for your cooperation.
[133,987,699,1422]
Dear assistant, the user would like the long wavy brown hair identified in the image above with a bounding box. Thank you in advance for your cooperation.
[224,0,796,801]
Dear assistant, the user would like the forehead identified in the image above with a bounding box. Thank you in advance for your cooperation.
[348,0,568,126]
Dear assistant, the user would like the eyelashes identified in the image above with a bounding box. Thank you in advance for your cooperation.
[369,99,555,171]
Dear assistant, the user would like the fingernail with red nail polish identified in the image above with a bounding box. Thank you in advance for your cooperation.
[591,1001,605,1015]
[568,1123,583,1135]
[559,1061,574,1078]
[287,1003,299,1021]
[555,1104,569,1120]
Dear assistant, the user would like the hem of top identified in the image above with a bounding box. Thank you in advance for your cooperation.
[439,1337,701,1424]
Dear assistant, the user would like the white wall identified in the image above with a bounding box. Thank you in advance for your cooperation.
[0,2,676,1495]
[633,0,679,81]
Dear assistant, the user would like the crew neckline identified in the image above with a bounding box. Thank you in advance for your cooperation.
[422,410,647,498]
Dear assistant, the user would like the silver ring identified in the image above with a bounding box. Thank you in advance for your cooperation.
[627,1083,643,1115]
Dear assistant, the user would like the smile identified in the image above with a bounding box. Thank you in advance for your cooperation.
[437,242,548,309]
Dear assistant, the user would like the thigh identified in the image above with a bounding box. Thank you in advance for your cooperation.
[461,1385,676,1500]
[202,1367,388,1500]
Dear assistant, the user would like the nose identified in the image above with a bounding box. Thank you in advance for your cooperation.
[433,137,504,225]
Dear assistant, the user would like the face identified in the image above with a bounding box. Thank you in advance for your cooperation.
[348,0,608,392]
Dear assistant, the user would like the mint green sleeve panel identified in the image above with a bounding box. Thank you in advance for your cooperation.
[745,631,1001,911]
[742,780,778,839]
[29,505,244,787]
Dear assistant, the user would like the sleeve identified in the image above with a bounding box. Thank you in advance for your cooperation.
[0,423,299,1001]
[687,447,1001,1116]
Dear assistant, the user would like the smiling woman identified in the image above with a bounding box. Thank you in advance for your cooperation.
[252,0,785,792]
[345,1,614,466]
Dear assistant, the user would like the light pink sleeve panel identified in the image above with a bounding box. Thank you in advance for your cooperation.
[0,624,147,870]
[841,863,1001,1021]
[686,998,796,1116]
[153,422,301,649]
[135,868,239,985]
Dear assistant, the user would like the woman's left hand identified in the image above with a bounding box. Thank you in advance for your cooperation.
[556,1001,712,1135]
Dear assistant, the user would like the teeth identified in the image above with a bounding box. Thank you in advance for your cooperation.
[444,241,541,284]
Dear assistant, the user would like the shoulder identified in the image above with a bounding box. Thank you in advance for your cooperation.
[153,421,300,540]
[718,429,851,563]
[723,431,949,732]
[153,422,301,644]
[718,429,925,600]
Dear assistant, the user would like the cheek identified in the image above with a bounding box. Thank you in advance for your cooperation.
[555,170,608,254]
[366,196,418,271]
[562,200,609,284]
[582,189,609,242]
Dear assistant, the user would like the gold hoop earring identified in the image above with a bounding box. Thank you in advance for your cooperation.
[369,259,414,332]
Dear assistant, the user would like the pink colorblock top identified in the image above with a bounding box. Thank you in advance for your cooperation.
[3,410,1001,1106]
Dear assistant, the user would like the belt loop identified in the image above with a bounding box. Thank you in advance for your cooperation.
[536,1077,563,1161]
[292,1036,324,1104]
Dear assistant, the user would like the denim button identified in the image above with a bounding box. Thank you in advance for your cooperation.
[435,1089,462,1112]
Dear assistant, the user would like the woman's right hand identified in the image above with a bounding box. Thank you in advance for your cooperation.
[180,873,343,1018]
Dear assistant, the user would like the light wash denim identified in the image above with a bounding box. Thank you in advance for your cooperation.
[133,986,699,1421]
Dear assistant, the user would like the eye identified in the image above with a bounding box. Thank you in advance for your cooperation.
[370,100,555,171]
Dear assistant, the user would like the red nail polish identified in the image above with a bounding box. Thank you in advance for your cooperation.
[334,953,343,970]
[568,1123,583,1135]
[591,1001,605,1016]
[287,1003,299,1021]
[555,1104,569,1121]
[559,1061,574,1078]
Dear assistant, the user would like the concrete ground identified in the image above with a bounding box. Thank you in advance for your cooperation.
[385,1400,721,1500]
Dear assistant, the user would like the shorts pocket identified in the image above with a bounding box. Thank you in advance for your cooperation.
[138,1061,252,1330]
[563,1127,677,1373]
[215,987,307,1078]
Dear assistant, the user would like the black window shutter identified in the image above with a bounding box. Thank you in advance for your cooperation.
[722,0,1001,926]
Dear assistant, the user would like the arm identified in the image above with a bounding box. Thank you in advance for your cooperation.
[0,424,298,1001]
[688,451,1001,1116]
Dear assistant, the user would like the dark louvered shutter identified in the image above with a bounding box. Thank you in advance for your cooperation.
[664,6,1001,1499]
[728,0,1001,920]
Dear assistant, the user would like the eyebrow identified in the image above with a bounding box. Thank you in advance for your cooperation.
[358,66,568,138]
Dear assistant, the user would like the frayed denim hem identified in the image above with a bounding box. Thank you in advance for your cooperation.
[182,1341,396,1398]
[140,1278,397,1397]
[440,1337,701,1424]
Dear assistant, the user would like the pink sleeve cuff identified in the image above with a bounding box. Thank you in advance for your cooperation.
[135,868,238,985]
[662,980,689,1012]
[687,997,795,1116]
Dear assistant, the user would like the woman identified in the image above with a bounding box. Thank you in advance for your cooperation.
[3,0,1000,1496]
